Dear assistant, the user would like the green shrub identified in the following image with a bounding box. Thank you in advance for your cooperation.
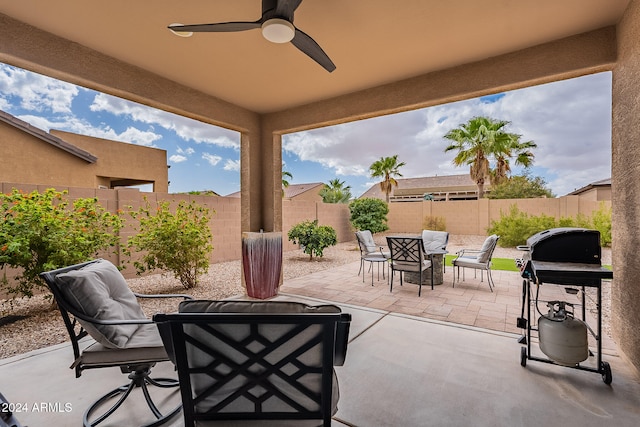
[423,215,446,231]
[349,198,389,233]
[488,203,612,247]
[125,198,213,289]
[0,188,123,298]
[287,220,337,260]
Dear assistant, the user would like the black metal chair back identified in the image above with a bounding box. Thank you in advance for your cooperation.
[386,236,433,296]
[154,304,351,427]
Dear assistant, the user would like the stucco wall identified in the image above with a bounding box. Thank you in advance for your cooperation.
[388,196,610,235]
[0,126,168,192]
[612,0,640,374]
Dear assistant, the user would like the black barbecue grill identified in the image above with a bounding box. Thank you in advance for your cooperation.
[516,227,613,383]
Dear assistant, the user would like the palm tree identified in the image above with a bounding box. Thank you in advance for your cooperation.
[281,170,293,198]
[369,155,406,203]
[490,133,537,185]
[444,116,535,198]
[319,178,352,203]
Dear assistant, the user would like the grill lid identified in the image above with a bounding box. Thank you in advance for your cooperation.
[525,227,601,264]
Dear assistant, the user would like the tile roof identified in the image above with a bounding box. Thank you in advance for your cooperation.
[359,174,479,199]
[283,182,325,198]
[0,110,97,163]
[568,177,612,196]
[226,182,325,199]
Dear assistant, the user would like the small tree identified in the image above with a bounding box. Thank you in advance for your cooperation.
[125,198,213,289]
[0,188,123,298]
[349,198,389,233]
[487,174,554,199]
[287,220,337,260]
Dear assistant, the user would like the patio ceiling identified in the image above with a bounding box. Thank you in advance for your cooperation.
[0,0,630,115]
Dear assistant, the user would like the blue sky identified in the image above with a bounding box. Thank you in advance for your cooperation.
[0,62,612,197]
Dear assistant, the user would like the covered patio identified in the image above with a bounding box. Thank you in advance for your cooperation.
[2,0,640,424]
[2,261,638,426]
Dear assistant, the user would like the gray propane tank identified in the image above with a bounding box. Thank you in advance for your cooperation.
[538,301,588,366]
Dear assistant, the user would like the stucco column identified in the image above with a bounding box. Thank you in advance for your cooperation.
[240,121,283,295]
[612,0,640,374]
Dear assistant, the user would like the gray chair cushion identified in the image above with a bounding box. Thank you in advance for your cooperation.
[422,230,449,252]
[55,259,148,349]
[477,234,498,263]
[356,230,378,254]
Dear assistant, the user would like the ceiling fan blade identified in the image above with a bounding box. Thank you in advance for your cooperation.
[168,21,261,33]
[275,0,304,18]
[291,28,336,72]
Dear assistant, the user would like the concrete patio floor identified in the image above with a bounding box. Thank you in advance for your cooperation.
[1,262,638,426]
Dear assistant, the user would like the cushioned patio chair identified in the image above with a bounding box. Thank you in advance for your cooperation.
[386,236,433,296]
[452,234,500,292]
[40,259,192,427]
[355,230,390,278]
[421,230,449,273]
[153,300,351,427]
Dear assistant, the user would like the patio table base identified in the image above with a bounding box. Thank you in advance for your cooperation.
[404,254,444,286]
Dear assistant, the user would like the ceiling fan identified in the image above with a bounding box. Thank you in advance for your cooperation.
[168,0,336,72]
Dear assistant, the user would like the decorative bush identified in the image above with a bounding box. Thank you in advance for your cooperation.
[0,188,123,298]
[349,198,389,233]
[488,203,612,247]
[287,220,337,261]
[423,215,446,231]
[125,198,213,289]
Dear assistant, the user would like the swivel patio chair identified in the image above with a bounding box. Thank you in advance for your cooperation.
[386,236,433,296]
[40,259,192,427]
[452,234,500,292]
[153,300,351,427]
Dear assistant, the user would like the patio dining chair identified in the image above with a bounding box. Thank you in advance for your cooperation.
[355,230,390,279]
[452,234,500,292]
[153,300,351,427]
[40,259,192,427]
[386,236,433,296]
[422,230,449,273]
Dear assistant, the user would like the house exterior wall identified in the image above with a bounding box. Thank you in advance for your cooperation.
[0,121,95,187]
[0,124,168,192]
[50,130,168,192]
[612,0,640,375]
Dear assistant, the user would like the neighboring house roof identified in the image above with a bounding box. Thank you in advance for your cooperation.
[568,177,612,196]
[360,174,485,201]
[283,182,325,199]
[226,182,325,199]
[0,110,97,163]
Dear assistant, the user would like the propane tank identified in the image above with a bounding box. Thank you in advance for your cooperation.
[538,301,588,366]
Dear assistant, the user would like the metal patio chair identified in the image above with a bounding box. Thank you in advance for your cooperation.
[154,300,351,427]
[452,234,500,292]
[40,259,192,427]
[386,236,433,296]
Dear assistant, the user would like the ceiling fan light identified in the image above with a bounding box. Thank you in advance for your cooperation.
[168,23,193,38]
[261,18,295,43]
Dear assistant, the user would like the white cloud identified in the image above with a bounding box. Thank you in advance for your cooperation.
[17,113,162,147]
[0,64,78,113]
[224,159,240,171]
[169,154,188,163]
[90,93,240,148]
[283,72,612,196]
[202,153,222,166]
[177,146,195,155]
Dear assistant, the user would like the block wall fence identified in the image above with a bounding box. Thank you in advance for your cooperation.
[1,182,608,286]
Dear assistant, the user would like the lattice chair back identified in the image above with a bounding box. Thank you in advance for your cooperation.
[154,300,351,427]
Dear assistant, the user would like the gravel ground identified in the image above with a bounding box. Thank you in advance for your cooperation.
[0,235,612,360]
